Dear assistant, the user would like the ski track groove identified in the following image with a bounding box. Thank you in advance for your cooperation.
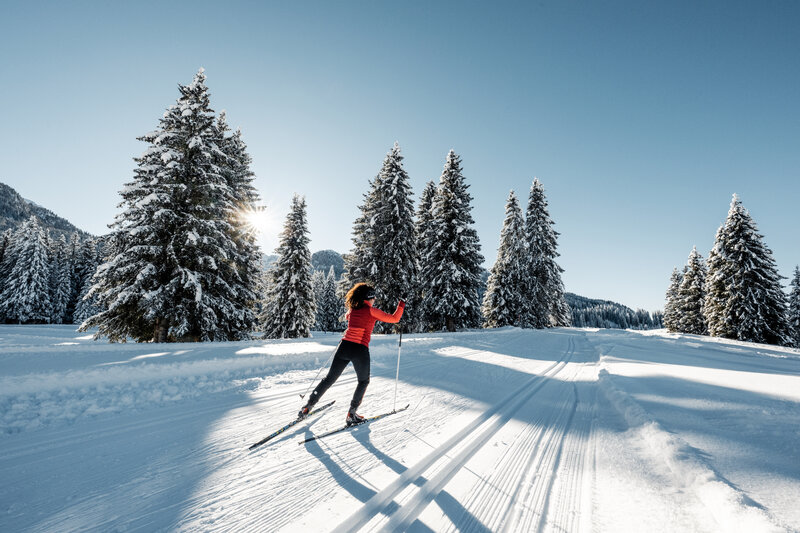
[331,334,574,532]
[176,354,448,533]
[550,374,596,533]
[443,336,576,533]
[437,335,596,533]
[499,341,577,532]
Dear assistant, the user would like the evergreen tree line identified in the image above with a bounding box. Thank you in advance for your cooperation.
[566,293,662,329]
[318,143,571,334]
[664,195,798,347]
[0,217,102,324]
[1,70,583,341]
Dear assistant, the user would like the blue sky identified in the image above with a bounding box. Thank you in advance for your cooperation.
[1,1,797,311]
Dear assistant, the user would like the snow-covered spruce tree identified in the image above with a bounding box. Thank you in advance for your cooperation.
[339,185,376,300]
[483,191,527,328]
[216,111,262,338]
[663,267,684,332]
[703,194,789,345]
[416,180,438,331]
[314,266,344,332]
[341,142,418,332]
[0,216,52,323]
[425,150,484,331]
[62,234,84,323]
[73,239,103,324]
[788,266,800,348]
[676,246,707,335]
[83,69,251,342]
[0,229,11,290]
[48,235,73,324]
[312,269,325,328]
[0,229,17,322]
[261,195,316,338]
[702,224,730,339]
[524,178,570,328]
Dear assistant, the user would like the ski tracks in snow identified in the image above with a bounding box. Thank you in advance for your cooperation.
[332,332,598,532]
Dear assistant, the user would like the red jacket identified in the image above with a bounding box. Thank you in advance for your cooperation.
[342,301,405,346]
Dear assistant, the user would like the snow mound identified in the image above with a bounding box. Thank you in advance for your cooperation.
[598,367,783,533]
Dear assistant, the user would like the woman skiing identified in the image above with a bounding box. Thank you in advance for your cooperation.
[299,282,405,426]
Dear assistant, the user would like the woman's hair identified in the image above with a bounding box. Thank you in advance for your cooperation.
[345,283,375,310]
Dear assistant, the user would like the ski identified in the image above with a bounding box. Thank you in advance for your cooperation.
[299,404,410,445]
[248,400,335,451]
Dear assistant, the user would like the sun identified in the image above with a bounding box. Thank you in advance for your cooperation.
[237,205,271,235]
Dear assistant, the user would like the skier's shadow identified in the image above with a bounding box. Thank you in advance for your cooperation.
[304,424,491,532]
[302,426,402,511]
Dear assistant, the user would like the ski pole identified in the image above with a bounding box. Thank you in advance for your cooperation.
[300,344,337,399]
[393,331,403,413]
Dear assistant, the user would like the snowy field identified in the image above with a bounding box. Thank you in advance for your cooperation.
[1,325,799,532]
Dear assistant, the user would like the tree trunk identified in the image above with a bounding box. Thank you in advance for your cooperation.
[153,318,169,343]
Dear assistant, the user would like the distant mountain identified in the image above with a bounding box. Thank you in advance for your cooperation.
[0,182,92,240]
[311,249,345,278]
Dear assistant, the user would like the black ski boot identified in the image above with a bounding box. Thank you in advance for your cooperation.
[298,403,313,420]
[346,409,365,427]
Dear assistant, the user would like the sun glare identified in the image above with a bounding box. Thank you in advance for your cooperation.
[238,206,271,235]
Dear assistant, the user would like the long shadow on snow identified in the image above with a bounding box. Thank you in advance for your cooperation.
[301,422,492,532]
[292,329,594,530]
[362,328,800,524]
[0,388,249,533]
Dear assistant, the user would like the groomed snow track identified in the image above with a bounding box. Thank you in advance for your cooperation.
[4,326,800,532]
[333,333,597,532]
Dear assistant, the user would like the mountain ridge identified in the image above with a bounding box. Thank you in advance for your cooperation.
[0,182,92,240]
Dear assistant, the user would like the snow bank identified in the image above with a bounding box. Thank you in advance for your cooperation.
[598,366,783,532]
[0,339,337,436]
[0,329,411,437]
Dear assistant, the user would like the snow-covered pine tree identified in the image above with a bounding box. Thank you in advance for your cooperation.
[0,216,52,323]
[73,239,103,324]
[48,235,72,324]
[703,194,789,345]
[62,233,84,323]
[82,69,248,342]
[341,142,418,332]
[339,172,379,295]
[415,180,438,332]
[261,195,316,338]
[425,150,484,331]
[702,225,730,339]
[676,246,707,335]
[312,269,325,329]
[663,267,684,332]
[524,178,570,328]
[0,228,16,321]
[314,266,343,332]
[483,191,527,328]
[216,112,262,339]
[0,229,11,290]
[788,266,800,348]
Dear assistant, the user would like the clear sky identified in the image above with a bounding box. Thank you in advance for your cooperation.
[1,0,798,312]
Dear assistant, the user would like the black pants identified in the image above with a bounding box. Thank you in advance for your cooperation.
[308,340,370,411]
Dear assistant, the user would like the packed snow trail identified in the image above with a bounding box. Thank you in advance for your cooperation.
[1,325,799,532]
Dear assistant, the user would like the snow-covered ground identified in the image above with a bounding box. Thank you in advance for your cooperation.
[1,325,799,532]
